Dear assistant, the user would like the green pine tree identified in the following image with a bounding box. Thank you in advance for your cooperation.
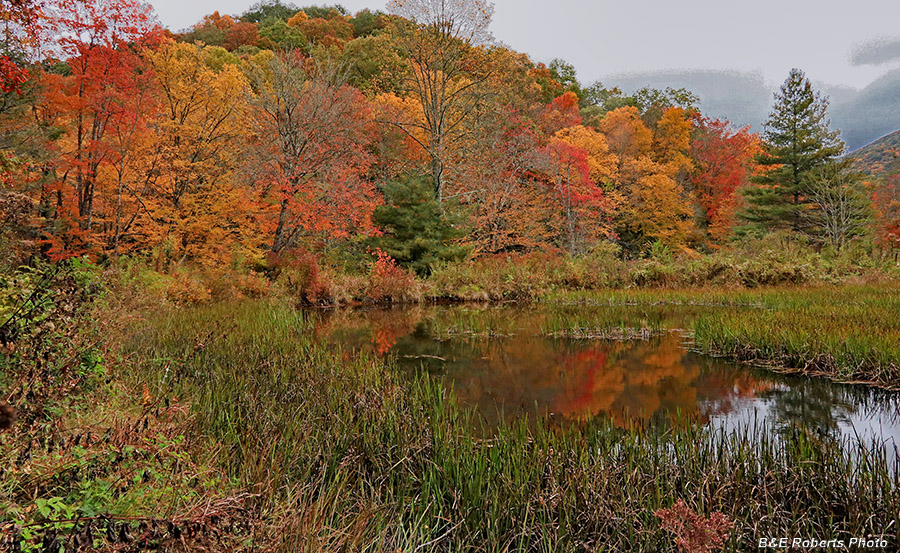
[740,68,845,235]
[368,176,469,275]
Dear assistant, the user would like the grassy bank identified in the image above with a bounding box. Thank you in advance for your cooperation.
[693,286,900,388]
[5,288,898,551]
[138,234,900,308]
[2,263,900,551]
[425,237,898,302]
[545,285,900,389]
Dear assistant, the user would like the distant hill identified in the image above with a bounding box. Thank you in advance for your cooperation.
[605,67,900,152]
[851,129,900,178]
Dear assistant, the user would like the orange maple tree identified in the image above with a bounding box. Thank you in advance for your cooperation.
[38,0,159,259]
[873,174,900,248]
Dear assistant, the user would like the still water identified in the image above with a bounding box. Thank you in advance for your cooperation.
[309,303,900,446]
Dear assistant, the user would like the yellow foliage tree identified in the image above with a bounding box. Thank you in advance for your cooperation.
[598,106,653,161]
[554,125,619,185]
[286,10,308,27]
[598,107,696,250]
[652,107,694,177]
[140,40,258,268]
[624,173,695,249]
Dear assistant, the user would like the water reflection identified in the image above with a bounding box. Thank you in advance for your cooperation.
[308,304,900,446]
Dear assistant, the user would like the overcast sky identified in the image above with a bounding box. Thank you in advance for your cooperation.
[149,0,900,91]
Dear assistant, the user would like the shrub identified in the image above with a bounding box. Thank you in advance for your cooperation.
[573,242,628,288]
[273,249,333,305]
[656,499,734,553]
[206,269,272,301]
[366,250,419,302]
[164,270,212,306]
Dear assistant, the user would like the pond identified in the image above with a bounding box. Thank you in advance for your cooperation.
[309,303,900,448]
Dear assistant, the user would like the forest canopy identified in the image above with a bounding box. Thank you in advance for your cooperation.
[1,0,896,278]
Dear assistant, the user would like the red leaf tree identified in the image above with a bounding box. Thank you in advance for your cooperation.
[690,116,761,243]
[38,0,159,258]
[245,51,378,254]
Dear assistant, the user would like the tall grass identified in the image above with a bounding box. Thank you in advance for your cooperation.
[691,285,900,387]
[122,300,900,551]
[426,236,899,302]
[544,285,900,388]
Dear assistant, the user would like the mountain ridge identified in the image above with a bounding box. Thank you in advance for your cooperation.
[851,129,900,178]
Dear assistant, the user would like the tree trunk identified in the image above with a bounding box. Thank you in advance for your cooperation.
[113,172,124,256]
[272,198,291,253]
[431,156,444,206]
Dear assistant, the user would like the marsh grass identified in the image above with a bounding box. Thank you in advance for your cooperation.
[425,305,524,339]
[539,304,701,341]
[545,285,900,388]
[121,300,900,551]
[690,286,900,388]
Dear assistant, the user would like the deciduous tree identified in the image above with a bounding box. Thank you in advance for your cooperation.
[384,0,496,204]
[802,163,872,249]
[39,0,158,257]
[622,172,694,250]
[541,137,615,254]
[597,106,694,251]
[598,106,653,163]
[240,0,300,24]
[0,0,43,95]
[652,107,693,176]
[244,50,377,254]
[691,117,760,242]
[141,40,253,265]
[452,113,554,254]
[873,174,900,249]
[554,124,618,185]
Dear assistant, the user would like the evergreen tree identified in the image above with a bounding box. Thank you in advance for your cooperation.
[368,176,469,275]
[740,68,845,234]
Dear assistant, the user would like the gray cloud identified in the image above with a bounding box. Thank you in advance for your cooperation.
[850,37,900,66]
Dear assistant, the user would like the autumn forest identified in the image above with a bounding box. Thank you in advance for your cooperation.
[3,0,895,278]
[2,0,900,551]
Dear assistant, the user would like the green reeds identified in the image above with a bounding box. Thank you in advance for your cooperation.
[122,300,900,551]
[691,285,900,387]
[542,285,900,388]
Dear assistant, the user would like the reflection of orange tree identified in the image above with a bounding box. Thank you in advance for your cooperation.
[367,307,427,355]
[616,336,700,422]
[311,307,428,356]
[732,376,777,399]
[695,367,780,416]
[554,335,702,426]
[448,333,709,426]
[552,349,624,420]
